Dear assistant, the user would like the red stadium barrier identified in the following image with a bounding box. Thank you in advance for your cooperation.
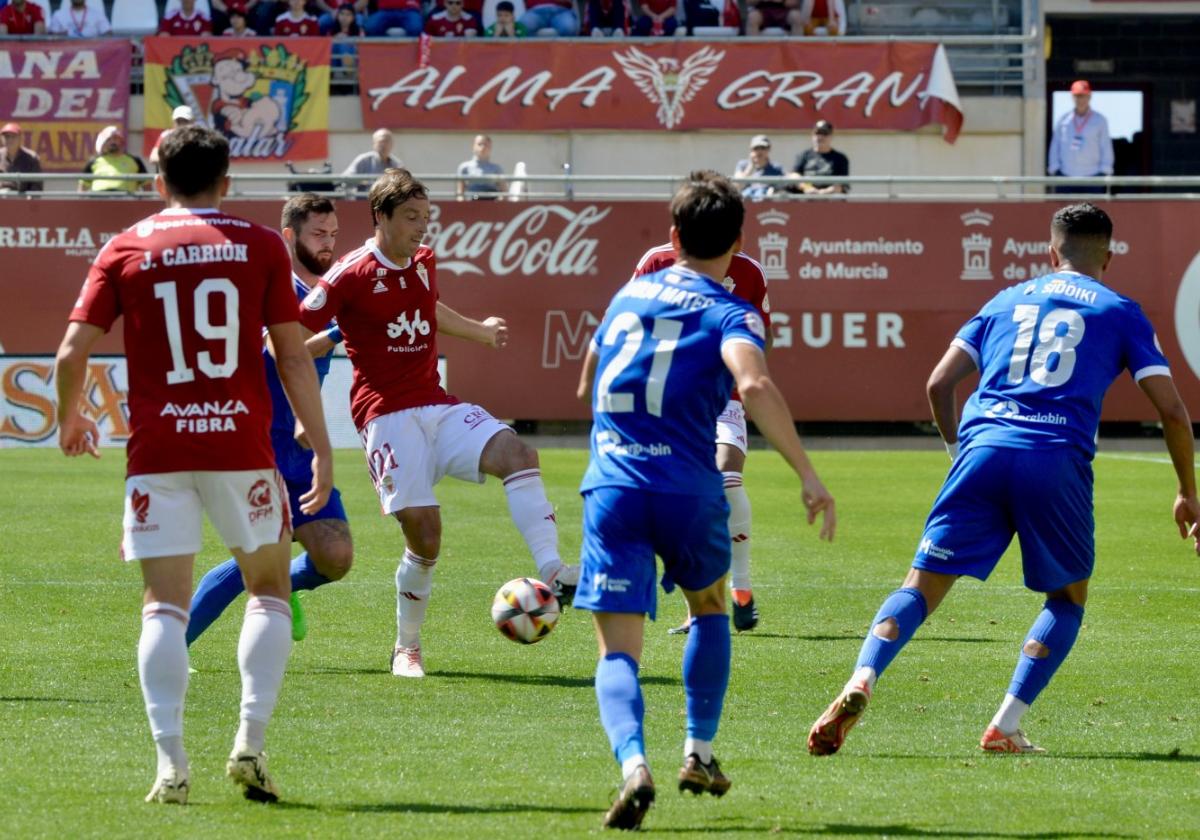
[2,199,1198,426]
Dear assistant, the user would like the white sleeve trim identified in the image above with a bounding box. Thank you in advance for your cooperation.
[721,337,764,351]
[1133,365,1171,383]
[950,337,980,368]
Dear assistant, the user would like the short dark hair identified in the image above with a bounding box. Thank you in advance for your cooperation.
[496,1,514,10]
[281,193,336,235]
[369,167,428,226]
[158,125,229,198]
[670,170,744,260]
[1050,202,1112,265]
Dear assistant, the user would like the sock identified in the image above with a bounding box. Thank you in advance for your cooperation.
[990,693,1031,733]
[1006,598,1085,705]
[396,549,436,648]
[139,602,190,777]
[683,613,731,744]
[290,551,331,592]
[186,558,245,646]
[235,595,292,754]
[596,653,646,770]
[723,472,752,593]
[854,587,928,679]
[684,736,713,764]
[502,468,560,579]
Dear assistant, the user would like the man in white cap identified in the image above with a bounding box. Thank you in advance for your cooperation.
[0,123,43,193]
[80,126,149,193]
[732,134,783,199]
[1048,80,1114,194]
[151,106,198,167]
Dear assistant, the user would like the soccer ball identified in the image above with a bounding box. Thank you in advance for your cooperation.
[491,577,560,644]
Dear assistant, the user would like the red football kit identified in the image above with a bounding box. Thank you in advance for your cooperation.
[0,1,45,34]
[299,240,455,430]
[424,10,479,36]
[70,208,297,476]
[273,12,320,35]
[158,10,211,34]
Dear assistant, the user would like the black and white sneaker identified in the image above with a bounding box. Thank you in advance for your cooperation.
[546,563,580,607]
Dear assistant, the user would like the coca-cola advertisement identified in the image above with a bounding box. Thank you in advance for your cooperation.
[3,199,1198,432]
[358,40,963,139]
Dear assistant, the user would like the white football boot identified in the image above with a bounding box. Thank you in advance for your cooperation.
[390,643,425,678]
[226,750,280,802]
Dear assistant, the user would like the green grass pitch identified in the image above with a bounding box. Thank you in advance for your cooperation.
[1,447,1198,837]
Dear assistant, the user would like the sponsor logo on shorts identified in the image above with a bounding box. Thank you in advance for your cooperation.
[592,573,631,593]
[462,408,493,430]
[919,537,954,560]
[130,488,160,533]
[381,474,395,493]
[247,479,276,525]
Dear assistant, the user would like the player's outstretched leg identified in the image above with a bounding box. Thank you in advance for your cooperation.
[981,596,1084,754]
[392,547,435,677]
[678,612,733,796]
[809,586,930,756]
[186,559,245,646]
[139,599,191,804]
[596,650,654,829]
[722,470,757,632]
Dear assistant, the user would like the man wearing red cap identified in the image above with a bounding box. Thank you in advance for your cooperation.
[0,123,43,193]
[1048,80,1113,194]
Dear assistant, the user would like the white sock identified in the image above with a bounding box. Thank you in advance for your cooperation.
[396,549,436,649]
[684,737,713,763]
[723,472,752,592]
[621,754,648,780]
[850,666,878,692]
[990,693,1030,734]
[502,468,560,578]
[139,603,190,778]
[235,595,292,755]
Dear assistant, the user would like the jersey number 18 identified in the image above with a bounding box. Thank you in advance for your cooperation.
[1006,304,1085,387]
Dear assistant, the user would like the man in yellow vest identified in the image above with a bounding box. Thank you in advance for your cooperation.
[80,125,149,193]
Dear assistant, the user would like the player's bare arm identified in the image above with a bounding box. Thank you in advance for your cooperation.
[268,320,334,514]
[721,340,835,541]
[926,345,978,456]
[53,321,105,458]
[576,346,599,401]
[435,300,508,348]
[1137,374,1200,553]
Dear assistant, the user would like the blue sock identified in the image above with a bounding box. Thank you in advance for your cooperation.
[1007,599,1085,704]
[683,613,731,741]
[290,552,331,592]
[854,587,928,678]
[596,653,646,767]
[186,558,245,646]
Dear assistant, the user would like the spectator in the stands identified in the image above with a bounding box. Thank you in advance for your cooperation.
[683,0,739,33]
[521,0,578,36]
[789,119,850,194]
[746,0,800,35]
[273,0,320,34]
[0,0,48,35]
[317,0,366,33]
[632,0,675,35]
[733,134,784,199]
[160,0,213,34]
[426,0,479,36]
[797,0,845,35]
[343,128,402,193]
[486,1,527,36]
[329,3,363,69]
[49,0,112,37]
[457,134,506,200]
[223,0,253,33]
[1047,79,1113,194]
[150,106,196,168]
[366,0,424,36]
[0,124,43,194]
[80,126,148,194]
[583,0,630,35]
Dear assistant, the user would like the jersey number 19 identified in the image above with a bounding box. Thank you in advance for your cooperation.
[154,278,240,385]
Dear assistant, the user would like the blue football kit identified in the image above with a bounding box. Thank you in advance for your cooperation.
[575,265,767,618]
[915,270,1170,591]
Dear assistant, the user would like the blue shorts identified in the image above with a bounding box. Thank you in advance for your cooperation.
[285,477,347,535]
[913,445,1094,593]
[574,486,731,620]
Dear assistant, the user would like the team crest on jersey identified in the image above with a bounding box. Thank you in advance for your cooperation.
[302,286,327,310]
[722,276,735,293]
[415,262,430,291]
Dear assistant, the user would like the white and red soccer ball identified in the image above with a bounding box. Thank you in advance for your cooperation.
[491,577,560,644]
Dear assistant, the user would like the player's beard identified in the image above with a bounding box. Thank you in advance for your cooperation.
[295,240,334,277]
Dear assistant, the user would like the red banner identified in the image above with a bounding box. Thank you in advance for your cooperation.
[3,199,1198,424]
[0,41,130,171]
[358,41,962,140]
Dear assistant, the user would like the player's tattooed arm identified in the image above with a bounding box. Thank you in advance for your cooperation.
[54,321,105,458]
[435,301,509,348]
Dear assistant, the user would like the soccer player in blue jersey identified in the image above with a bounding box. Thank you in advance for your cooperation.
[576,172,836,830]
[808,203,1200,757]
[187,195,354,646]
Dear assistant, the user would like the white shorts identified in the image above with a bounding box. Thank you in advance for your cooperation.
[361,403,512,514]
[122,469,290,562]
[715,399,748,454]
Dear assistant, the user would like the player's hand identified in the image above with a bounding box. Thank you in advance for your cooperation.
[59,412,100,459]
[482,316,509,349]
[294,419,312,451]
[802,475,836,541]
[1174,494,1200,555]
[299,451,333,515]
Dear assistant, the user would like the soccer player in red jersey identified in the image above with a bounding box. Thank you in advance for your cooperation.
[579,226,771,634]
[273,0,321,35]
[55,125,332,805]
[299,167,578,678]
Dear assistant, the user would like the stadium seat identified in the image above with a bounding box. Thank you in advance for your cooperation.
[111,0,159,34]
[508,161,526,200]
[691,25,738,36]
[480,0,526,29]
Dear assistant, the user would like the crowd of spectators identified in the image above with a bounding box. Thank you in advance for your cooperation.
[0,0,852,38]
[730,121,850,198]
